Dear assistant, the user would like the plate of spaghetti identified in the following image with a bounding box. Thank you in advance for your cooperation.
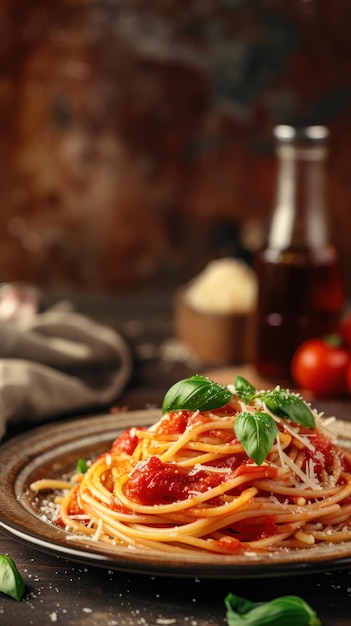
[1,374,351,579]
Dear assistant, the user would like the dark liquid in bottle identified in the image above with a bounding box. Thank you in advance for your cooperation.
[254,246,344,384]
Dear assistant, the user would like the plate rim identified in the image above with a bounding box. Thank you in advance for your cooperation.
[2,410,351,579]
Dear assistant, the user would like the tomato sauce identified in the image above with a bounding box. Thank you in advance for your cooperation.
[211,453,248,472]
[54,486,86,528]
[233,464,278,480]
[124,455,279,505]
[111,410,239,455]
[66,485,84,516]
[154,409,236,437]
[111,426,145,455]
[153,411,189,435]
[303,431,351,478]
[229,515,278,542]
[125,456,233,505]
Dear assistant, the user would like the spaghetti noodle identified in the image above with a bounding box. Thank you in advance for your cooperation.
[31,378,351,555]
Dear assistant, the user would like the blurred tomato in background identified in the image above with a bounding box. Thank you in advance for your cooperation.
[291,336,350,397]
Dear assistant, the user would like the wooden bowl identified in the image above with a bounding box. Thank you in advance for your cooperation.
[174,288,255,366]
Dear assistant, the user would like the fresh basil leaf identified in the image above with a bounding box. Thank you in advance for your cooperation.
[234,411,278,465]
[225,593,321,626]
[161,375,232,413]
[0,555,25,601]
[76,458,89,474]
[225,593,257,617]
[234,375,256,403]
[258,389,315,430]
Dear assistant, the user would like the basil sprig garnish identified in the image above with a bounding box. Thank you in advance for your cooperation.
[235,376,315,430]
[234,412,278,466]
[257,388,315,430]
[234,375,256,403]
[161,374,315,465]
[225,592,321,626]
[234,375,315,464]
[162,375,232,413]
[0,555,25,601]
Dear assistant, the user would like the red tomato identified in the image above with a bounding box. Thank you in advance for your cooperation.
[291,336,350,397]
[341,314,351,350]
[346,361,351,395]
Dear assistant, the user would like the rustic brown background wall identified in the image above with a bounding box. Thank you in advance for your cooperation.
[0,0,350,295]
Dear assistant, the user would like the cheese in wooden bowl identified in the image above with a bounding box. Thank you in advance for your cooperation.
[174,258,257,365]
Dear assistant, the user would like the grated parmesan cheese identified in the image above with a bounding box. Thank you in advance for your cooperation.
[280,450,322,491]
[91,518,103,541]
[184,258,257,314]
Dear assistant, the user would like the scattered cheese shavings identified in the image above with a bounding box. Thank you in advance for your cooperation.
[91,518,103,541]
[280,450,322,491]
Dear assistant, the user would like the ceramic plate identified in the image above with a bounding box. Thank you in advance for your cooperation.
[1,410,351,579]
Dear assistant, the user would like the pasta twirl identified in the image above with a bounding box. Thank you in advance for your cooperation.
[31,383,351,555]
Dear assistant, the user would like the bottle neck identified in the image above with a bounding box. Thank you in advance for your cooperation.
[268,143,330,251]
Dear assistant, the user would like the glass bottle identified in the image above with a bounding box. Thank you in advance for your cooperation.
[254,124,344,384]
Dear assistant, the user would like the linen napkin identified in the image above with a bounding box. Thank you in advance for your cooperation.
[0,304,133,440]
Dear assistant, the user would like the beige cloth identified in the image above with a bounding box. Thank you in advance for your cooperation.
[0,307,132,440]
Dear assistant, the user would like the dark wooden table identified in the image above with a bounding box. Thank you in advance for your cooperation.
[1,291,351,625]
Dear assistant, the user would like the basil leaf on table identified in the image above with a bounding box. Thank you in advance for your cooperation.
[234,412,278,466]
[258,388,315,430]
[162,375,232,413]
[0,555,25,601]
[225,593,321,626]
